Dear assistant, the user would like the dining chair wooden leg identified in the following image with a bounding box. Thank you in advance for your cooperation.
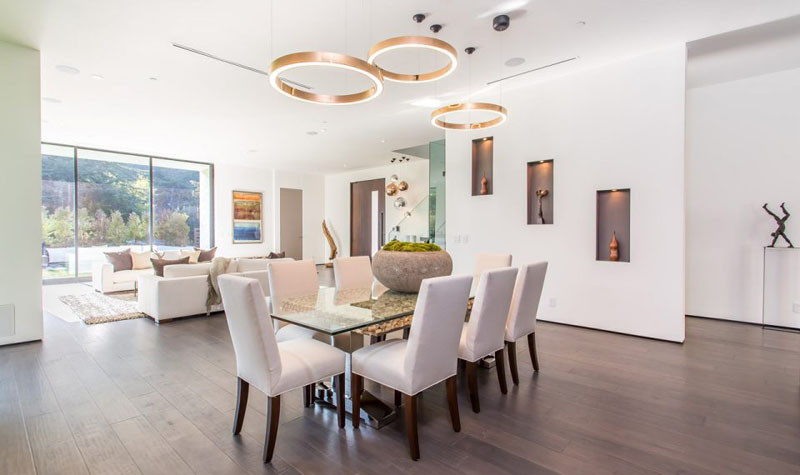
[445,376,461,432]
[308,383,316,404]
[351,373,361,429]
[336,373,346,429]
[495,349,508,395]
[404,393,420,460]
[527,333,540,371]
[394,390,402,407]
[465,360,480,413]
[402,327,410,339]
[263,395,280,463]
[302,384,310,408]
[233,377,249,435]
[507,341,520,385]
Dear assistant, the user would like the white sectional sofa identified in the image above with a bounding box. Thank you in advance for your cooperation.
[136,257,289,323]
[92,250,184,293]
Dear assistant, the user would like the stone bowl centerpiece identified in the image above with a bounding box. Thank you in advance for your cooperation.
[372,241,453,293]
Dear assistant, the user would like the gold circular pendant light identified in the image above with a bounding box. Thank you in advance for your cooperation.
[367,36,458,83]
[430,102,508,130]
[268,51,384,105]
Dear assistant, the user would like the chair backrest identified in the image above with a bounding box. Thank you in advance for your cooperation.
[267,259,319,307]
[218,275,281,394]
[404,274,473,394]
[462,267,519,360]
[474,253,512,286]
[333,256,373,290]
[505,262,548,341]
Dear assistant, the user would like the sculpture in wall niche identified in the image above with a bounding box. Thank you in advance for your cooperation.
[385,182,398,196]
[322,220,338,267]
[535,188,549,224]
[763,202,794,248]
[398,180,409,191]
[480,174,489,195]
[609,231,619,261]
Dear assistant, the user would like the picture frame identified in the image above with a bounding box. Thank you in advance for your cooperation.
[232,190,263,243]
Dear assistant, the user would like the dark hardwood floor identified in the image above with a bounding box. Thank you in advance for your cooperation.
[2,268,799,474]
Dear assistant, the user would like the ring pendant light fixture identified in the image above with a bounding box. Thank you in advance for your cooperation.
[430,44,508,130]
[269,51,384,105]
[367,13,457,83]
[267,0,385,105]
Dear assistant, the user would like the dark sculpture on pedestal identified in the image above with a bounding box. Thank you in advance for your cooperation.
[535,188,549,224]
[763,202,793,248]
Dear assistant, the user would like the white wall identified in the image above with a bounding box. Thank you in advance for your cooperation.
[686,67,800,323]
[446,46,687,342]
[273,170,325,264]
[213,163,325,262]
[0,41,42,345]
[324,160,429,259]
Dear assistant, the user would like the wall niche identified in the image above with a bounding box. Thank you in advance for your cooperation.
[471,136,493,196]
[596,189,631,262]
[527,160,554,224]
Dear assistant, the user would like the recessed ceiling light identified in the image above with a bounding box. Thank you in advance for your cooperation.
[149,76,158,81]
[91,74,104,80]
[577,20,587,26]
[306,131,318,136]
[42,97,62,104]
[380,139,386,143]
[505,57,525,67]
[56,65,80,75]
[248,149,257,153]
[320,128,327,133]
[343,163,348,168]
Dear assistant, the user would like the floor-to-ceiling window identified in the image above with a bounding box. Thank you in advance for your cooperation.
[40,144,214,282]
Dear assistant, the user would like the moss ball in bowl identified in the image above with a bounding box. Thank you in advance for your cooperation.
[372,241,452,293]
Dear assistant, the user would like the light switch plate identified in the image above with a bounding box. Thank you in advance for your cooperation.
[0,304,15,337]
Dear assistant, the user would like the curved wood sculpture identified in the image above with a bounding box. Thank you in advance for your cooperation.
[322,220,338,266]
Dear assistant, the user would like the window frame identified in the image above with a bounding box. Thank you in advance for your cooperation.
[41,142,215,284]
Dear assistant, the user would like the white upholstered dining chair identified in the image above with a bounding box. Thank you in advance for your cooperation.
[218,275,347,463]
[333,255,388,296]
[458,267,518,412]
[505,261,548,384]
[267,259,323,342]
[474,253,512,286]
[350,274,473,460]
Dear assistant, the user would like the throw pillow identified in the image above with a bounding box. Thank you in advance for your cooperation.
[130,250,151,270]
[104,249,132,272]
[179,249,202,264]
[194,246,217,262]
[268,251,286,259]
[150,256,191,277]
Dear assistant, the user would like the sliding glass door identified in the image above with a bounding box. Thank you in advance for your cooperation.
[40,144,214,282]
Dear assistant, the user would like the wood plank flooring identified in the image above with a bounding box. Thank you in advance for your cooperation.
[4,269,800,474]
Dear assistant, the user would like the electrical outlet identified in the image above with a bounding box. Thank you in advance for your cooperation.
[549,298,557,308]
[793,302,800,314]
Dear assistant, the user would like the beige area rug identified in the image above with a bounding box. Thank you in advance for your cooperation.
[58,291,146,324]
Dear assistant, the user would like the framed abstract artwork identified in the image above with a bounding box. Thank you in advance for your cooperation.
[232,190,263,243]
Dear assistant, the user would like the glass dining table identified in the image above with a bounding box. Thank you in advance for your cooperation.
[270,286,420,428]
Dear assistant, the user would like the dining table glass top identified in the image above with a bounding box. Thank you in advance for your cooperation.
[270,286,419,336]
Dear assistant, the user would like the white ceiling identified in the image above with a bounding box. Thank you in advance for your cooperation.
[687,15,800,89]
[1,0,800,174]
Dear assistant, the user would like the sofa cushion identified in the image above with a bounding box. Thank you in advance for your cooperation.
[235,258,268,273]
[163,262,212,278]
[131,250,151,270]
[151,256,191,277]
[104,249,132,272]
[112,268,153,283]
[195,247,217,262]
[179,249,201,264]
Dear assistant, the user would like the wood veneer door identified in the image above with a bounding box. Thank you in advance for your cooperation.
[350,178,385,257]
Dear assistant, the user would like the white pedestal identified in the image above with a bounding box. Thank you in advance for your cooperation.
[763,247,800,329]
